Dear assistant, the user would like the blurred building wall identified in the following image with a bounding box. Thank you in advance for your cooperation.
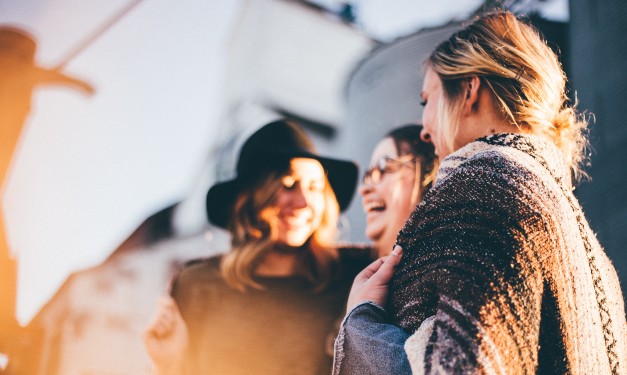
[570,0,627,300]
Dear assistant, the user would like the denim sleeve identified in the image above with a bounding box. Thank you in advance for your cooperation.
[332,302,412,375]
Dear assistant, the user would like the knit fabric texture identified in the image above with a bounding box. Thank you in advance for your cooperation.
[391,134,626,374]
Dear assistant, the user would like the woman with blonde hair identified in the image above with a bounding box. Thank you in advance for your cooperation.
[144,119,371,375]
[335,11,626,375]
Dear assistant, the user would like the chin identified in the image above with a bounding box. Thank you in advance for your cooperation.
[365,219,386,237]
[281,233,313,248]
[365,230,383,245]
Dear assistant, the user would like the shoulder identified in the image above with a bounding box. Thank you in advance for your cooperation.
[398,140,551,261]
[430,146,548,215]
[435,134,562,196]
[443,148,527,183]
[172,254,223,290]
[406,145,547,243]
[170,255,228,324]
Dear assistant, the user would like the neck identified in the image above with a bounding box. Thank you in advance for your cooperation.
[375,231,398,257]
[460,116,526,152]
[481,121,526,136]
[254,246,302,277]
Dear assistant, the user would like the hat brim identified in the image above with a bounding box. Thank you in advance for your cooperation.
[31,67,95,94]
[206,152,358,229]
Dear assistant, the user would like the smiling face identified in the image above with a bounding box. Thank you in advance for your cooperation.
[359,138,418,255]
[271,158,327,248]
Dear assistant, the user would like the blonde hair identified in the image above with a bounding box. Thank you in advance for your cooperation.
[220,166,340,292]
[428,11,589,180]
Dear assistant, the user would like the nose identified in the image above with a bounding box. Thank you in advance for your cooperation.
[291,186,309,209]
[358,181,374,197]
[420,128,431,143]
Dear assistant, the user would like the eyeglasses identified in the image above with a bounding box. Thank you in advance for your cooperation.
[362,155,416,185]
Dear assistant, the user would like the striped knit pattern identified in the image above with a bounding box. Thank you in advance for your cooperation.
[391,134,626,374]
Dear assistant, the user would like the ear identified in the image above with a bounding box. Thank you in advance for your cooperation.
[462,76,481,116]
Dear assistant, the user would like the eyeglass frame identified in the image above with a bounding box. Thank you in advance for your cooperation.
[362,154,417,185]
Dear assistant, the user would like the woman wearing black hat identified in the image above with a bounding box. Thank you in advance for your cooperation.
[143,120,372,375]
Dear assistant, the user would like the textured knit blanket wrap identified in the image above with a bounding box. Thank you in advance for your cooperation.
[390,134,626,374]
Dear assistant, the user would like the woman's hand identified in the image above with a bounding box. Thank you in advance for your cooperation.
[142,296,188,374]
[346,245,403,312]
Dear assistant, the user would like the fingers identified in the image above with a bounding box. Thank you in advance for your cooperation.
[356,245,403,282]
[388,245,403,265]
[356,256,387,281]
[346,245,404,311]
[145,296,180,339]
[370,245,403,285]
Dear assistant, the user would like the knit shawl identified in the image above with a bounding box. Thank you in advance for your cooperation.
[390,134,626,374]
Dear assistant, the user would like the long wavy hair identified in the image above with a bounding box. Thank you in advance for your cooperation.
[428,11,589,180]
[220,163,340,292]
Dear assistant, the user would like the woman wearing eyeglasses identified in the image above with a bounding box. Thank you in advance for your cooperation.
[330,125,437,374]
[360,125,438,257]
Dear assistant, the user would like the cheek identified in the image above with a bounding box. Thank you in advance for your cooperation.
[309,194,326,220]
[375,179,395,205]
[422,101,433,121]
[379,178,405,206]
[421,108,429,127]
[388,177,416,212]
[422,110,437,139]
[273,191,288,210]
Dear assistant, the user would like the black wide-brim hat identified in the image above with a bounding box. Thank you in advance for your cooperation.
[206,120,358,228]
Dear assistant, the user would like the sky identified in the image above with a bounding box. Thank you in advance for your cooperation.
[314,0,567,41]
[0,0,568,325]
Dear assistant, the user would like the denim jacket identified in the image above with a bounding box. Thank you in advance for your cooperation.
[332,302,412,375]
